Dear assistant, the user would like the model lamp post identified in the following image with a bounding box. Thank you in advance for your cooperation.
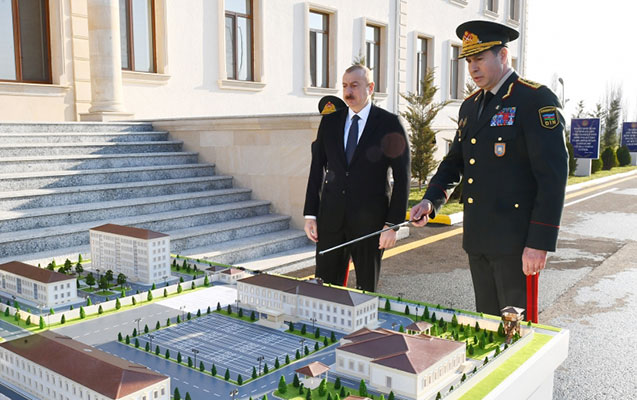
[235,299,241,314]
[392,322,397,331]
[230,389,239,400]
[179,306,185,320]
[148,334,155,349]
[398,292,404,302]
[135,318,141,334]
[192,349,199,366]
[299,338,306,351]
[310,317,317,329]
[256,355,264,375]
[163,275,167,287]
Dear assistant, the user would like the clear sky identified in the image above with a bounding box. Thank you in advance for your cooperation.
[526,0,637,121]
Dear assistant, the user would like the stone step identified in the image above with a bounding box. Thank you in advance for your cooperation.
[236,244,317,273]
[0,188,252,233]
[180,229,311,266]
[168,214,293,252]
[0,200,273,258]
[0,163,216,191]
[0,122,153,133]
[0,131,169,143]
[0,152,200,173]
[0,175,234,210]
[0,141,183,157]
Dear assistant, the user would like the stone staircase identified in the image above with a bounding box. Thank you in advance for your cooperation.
[0,122,311,268]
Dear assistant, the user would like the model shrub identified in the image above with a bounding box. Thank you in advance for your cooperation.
[177,352,182,363]
[211,364,217,376]
[185,393,191,400]
[274,357,280,369]
[163,289,168,298]
[288,321,294,331]
[334,376,341,389]
[263,363,269,374]
[314,327,320,338]
[301,324,307,334]
[187,357,193,368]
[177,284,183,294]
[224,368,230,381]
[144,324,149,333]
[277,375,287,393]
[145,342,150,352]
[295,349,301,359]
[293,373,300,387]
[165,349,170,359]
[252,366,257,379]
[250,310,256,321]
[217,302,221,311]
[304,346,309,355]
[39,316,45,329]
[118,332,123,341]
[155,345,160,355]
[207,306,211,314]
[227,304,232,314]
[166,318,171,326]
[125,335,130,344]
[323,337,329,346]
[384,298,391,311]
[285,354,290,364]
[187,312,191,320]
[134,338,139,348]
[314,342,319,351]
[197,309,201,317]
[404,305,410,315]
[173,388,181,400]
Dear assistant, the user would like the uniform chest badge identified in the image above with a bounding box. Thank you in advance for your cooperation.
[490,107,516,126]
[494,143,506,157]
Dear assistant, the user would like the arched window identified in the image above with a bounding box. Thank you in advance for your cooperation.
[0,0,51,83]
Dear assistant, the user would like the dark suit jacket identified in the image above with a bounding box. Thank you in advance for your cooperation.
[304,104,410,236]
[424,72,568,255]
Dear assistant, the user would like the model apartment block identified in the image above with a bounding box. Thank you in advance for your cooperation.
[0,261,78,308]
[90,224,170,285]
[0,331,170,400]
[237,274,379,333]
[335,328,466,400]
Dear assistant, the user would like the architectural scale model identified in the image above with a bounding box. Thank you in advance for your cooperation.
[0,261,79,308]
[236,274,379,333]
[335,327,466,400]
[0,331,170,400]
[501,306,525,343]
[90,224,170,285]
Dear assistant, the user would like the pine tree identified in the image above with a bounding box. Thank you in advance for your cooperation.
[263,363,269,374]
[155,345,160,355]
[359,379,368,396]
[237,374,243,385]
[185,393,191,400]
[334,376,341,389]
[602,90,622,148]
[252,366,257,379]
[274,357,280,369]
[200,361,204,372]
[384,298,391,311]
[144,324,149,333]
[60,314,66,324]
[404,305,410,315]
[177,352,182,363]
[39,315,45,329]
[224,368,230,380]
[285,354,290,364]
[174,388,181,400]
[293,373,300,387]
[165,349,170,359]
[211,364,217,376]
[400,69,450,187]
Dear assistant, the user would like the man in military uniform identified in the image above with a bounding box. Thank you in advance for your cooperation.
[410,20,568,316]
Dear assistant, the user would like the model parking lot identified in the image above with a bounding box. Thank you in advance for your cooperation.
[137,313,320,379]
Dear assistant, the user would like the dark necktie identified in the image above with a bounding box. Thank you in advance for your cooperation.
[345,115,360,165]
[479,91,495,117]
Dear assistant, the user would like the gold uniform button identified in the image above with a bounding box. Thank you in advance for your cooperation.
[514,203,519,208]
[467,197,474,204]
[471,138,477,144]
[467,178,474,184]
[469,158,476,165]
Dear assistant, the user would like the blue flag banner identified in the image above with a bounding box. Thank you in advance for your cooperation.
[621,122,637,152]
[570,118,600,159]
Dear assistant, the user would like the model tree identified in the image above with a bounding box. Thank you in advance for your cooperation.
[211,364,217,376]
[85,272,96,289]
[359,379,368,396]
[384,298,391,311]
[293,373,300,387]
[173,388,181,400]
[224,368,230,380]
[75,263,83,275]
[277,375,287,393]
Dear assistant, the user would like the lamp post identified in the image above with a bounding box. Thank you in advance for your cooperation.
[230,389,238,400]
[134,317,141,334]
[192,349,199,367]
[392,322,397,331]
[310,317,317,330]
[148,334,155,350]
[299,338,306,354]
[397,292,404,302]
[179,305,185,320]
[256,355,264,375]
[96,269,100,281]
[235,299,241,314]
[163,275,167,287]
[558,77,565,107]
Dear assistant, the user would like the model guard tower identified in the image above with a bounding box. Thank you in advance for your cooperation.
[501,306,525,344]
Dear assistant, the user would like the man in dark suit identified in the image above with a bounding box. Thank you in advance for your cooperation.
[411,21,568,316]
[303,65,410,292]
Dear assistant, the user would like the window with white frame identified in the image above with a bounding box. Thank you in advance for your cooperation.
[449,44,464,100]
[508,0,520,22]
[309,10,329,88]
[365,24,382,88]
[486,0,499,13]
[224,0,253,81]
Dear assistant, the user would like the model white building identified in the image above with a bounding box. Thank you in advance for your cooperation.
[0,331,170,400]
[90,224,170,285]
[0,261,78,308]
[335,328,466,400]
[237,274,378,333]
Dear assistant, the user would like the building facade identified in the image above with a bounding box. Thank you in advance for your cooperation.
[237,274,379,333]
[89,224,170,285]
[0,1,526,146]
[0,331,170,400]
[335,328,466,400]
[0,261,78,309]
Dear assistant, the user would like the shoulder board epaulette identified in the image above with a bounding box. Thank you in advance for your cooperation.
[517,78,543,89]
[465,88,481,101]
[502,82,515,100]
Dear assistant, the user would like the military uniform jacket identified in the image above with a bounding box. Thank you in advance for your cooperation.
[303,104,410,236]
[424,72,568,255]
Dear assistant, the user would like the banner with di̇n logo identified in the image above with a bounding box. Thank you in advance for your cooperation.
[621,122,637,152]
[570,118,600,159]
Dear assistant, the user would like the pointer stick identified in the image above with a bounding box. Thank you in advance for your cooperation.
[318,220,414,256]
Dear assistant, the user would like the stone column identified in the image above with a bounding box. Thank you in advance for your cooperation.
[80,0,133,121]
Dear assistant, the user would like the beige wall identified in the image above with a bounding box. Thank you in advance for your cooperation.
[152,114,321,229]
